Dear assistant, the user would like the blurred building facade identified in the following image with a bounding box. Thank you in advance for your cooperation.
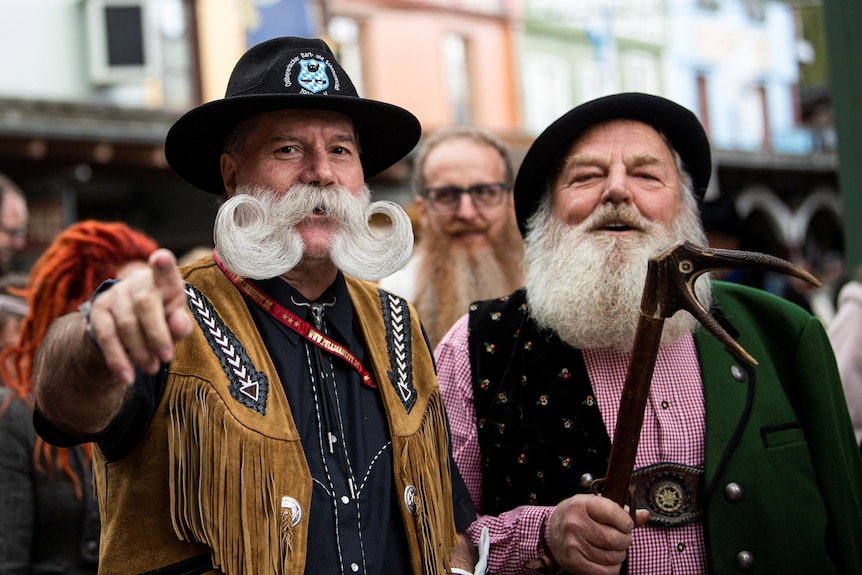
[0,0,844,293]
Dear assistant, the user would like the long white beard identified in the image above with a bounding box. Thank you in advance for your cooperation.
[523,200,712,351]
[213,183,414,280]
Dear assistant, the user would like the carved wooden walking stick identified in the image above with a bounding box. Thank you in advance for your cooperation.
[592,240,820,507]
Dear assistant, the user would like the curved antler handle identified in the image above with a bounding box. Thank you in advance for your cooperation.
[641,240,820,365]
[597,240,820,506]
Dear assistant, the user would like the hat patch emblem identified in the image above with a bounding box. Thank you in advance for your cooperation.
[284,52,340,95]
[298,59,329,93]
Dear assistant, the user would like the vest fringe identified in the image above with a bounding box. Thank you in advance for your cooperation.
[167,376,290,575]
[401,391,457,575]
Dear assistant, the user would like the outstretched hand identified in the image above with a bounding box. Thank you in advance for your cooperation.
[547,494,649,575]
[88,249,194,384]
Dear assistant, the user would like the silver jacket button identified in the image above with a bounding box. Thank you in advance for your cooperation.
[579,473,594,490]
[404,485,418,515]
[736,550,754,571]
[730,364,747,382]
[724,482,743,503]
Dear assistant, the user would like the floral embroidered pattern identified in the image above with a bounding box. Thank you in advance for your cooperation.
[469,288,612,515]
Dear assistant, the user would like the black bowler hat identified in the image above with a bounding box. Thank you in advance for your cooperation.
[514,93,712,236]
[165,37,421,194]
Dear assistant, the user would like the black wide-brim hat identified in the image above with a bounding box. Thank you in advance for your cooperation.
[514,92,711,236]
[165,37,421,194]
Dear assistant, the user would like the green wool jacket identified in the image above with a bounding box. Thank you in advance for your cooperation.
[695,281,862,574]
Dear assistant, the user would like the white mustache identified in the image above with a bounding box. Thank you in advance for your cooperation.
[214,184,413,281]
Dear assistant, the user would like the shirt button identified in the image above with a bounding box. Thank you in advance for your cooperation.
[736,550,754,571]
[660,400,669,409]
[350,562,360,572]
[676,542,685,553]
[579,473,594,489]
[341,495,350,504]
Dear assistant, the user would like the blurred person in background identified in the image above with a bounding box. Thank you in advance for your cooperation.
[0,273,28,352]
[0,173,29,274]
[828,265,862,452]
[0,220,158,574]
[379,126,523,348]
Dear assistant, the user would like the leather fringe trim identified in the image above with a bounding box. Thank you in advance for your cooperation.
[167,377,291,575]
[402,391,458,575]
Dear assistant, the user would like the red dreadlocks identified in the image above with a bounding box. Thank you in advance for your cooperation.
[0,220,158,498]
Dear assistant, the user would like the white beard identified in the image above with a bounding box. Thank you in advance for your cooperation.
[213,183,414,280]
[523,200,712,351]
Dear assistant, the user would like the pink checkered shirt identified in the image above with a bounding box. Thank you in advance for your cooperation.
[436,314,708,574]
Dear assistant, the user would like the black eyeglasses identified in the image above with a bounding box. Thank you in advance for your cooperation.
[421,182,510,212]
[0,226,27,239]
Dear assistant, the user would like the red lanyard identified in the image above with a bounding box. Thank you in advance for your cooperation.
[213,252,376,389]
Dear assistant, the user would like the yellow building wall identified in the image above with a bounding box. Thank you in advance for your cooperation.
[195,0,248,103]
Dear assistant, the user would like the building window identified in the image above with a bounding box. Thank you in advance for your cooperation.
[758,84,771,150]
[622,51,659,94]
[442,32,472,124]
[696,73,711,136]
[523,52,571,135]
[328,16,364,97]
[745,0,766,21]
[86,0,161,84]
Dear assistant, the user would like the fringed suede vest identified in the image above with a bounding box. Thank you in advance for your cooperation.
[468,289,612,515]
[93,258,456,575]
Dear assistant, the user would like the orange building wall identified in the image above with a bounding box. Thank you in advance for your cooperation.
[328,1,519,134]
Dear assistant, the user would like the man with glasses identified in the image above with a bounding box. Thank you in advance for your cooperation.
[379,126,524,348]
[0,173,29,274]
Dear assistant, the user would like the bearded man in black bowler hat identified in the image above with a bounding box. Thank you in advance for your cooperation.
[434,93,862,575]
[30,37,477,575]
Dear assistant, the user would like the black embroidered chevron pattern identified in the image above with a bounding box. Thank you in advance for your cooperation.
[185,283,269,414]
[379,290,416,413]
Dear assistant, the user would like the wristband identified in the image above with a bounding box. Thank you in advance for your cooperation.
[77,299,102,353]
[77,279,118,354]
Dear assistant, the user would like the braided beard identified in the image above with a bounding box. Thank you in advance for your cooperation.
[523,201,711,351]
[214,183,414,281]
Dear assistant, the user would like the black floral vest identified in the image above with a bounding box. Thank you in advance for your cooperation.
[468,289,612,515]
